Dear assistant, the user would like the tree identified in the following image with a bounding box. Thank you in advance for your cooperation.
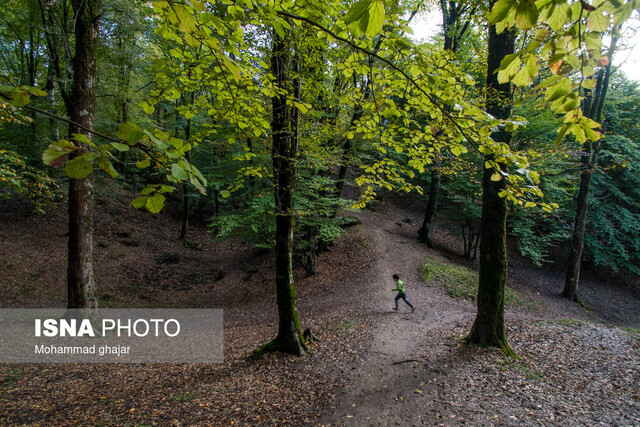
[0,0,47,152]
[32,0,208,309]
[418,0,476,248]
[66,0,102,309]
[255,28,307,356]
[562,37,617,301]
[462,0,639,352]
[465,0,515,354]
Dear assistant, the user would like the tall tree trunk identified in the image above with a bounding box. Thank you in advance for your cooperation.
[45,59,58,141]
[333,137,352,205]
[333,39,381,214]
[466,12,515,355]
[179,145,191,241]
[562,35,616,300]
[418,1,473,246]
[179,89,195,242]
[417,163,440,247]
[333,83,367,213]
[562,151,592,300]
[255,29,307,357]
[66,0,101,309]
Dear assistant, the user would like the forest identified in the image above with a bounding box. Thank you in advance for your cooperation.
[1,0,639,425]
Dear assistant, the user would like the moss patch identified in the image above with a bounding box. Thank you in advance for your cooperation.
[419,258,526,307]
[622,327,640,342]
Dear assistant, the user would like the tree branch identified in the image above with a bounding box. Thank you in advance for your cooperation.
[275,10,486,154]
[20,103,121,143]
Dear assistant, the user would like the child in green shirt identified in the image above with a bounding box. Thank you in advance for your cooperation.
[392,273,415,312]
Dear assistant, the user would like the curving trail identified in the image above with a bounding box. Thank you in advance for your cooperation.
[322,202,475,425]
[319,200,640,426]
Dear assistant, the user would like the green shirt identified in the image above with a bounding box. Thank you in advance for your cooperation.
[393,280,406,293]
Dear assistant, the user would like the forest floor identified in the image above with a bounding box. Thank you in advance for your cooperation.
[1,182,639,426]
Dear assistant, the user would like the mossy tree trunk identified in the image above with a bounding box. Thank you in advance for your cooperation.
[66,0,101,309]
[256,28,307,357]
[466,10,515,356]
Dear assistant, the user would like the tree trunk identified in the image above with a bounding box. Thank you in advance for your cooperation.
[562,39,615,301]
[66,0,101,309]
[466,12,515,356]
[562,155,592,300]
[417,163,440,248]
[45,59,58,141]
[179,150,191,241]
[179,89,195,242]
[418,1,472,246]
[333,87,367,215]
[255,29,307,357]
[333,137,352,206]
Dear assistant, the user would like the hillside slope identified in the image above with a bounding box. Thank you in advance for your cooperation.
[1,188,639,425]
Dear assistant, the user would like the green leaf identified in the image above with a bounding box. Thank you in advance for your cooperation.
[571,123,587,143]
[158,185,175,194]
[365,0,385,35]
[189,175,206,194]
[146,193,166,213]
[273,21,285,38]
[345,0,385,36]
[110,142,130,152]
[172,4,197,34]
[587,10,610,32]
[97,156,118,178]
[71,133,90,145]
[512,55,538,86]
[130,196,147,209]
[171,163,189,180]
[498,54,521,84]
[489,0,515,25]
[545,77,572,102]
[548,3,571,31]
[140,102,155,115]
[116,122,145,145]
[515,0,538,29]
[141,186,156,195]
[10,88,30,107]
[136,158,151,169]
[345,0,371,25]
[222,55,241,78]
[64,155,93,179]
[42,140,77,167]
[614,1,634,25]
[554,123,571,147]
[25,87,47,97]
[490,173,502,181]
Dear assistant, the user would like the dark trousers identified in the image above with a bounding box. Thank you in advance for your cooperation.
[395,292,414,309]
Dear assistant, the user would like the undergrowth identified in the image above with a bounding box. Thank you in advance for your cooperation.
[419,258,526,307]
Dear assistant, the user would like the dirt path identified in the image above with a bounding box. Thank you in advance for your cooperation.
[1,190,639,425]
[322,203,475,425]
[320,201,640,426]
